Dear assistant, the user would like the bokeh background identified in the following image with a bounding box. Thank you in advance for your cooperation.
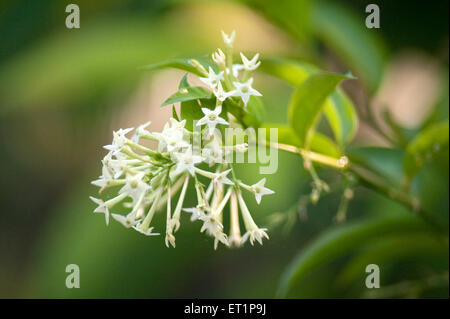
[0,0,448,298]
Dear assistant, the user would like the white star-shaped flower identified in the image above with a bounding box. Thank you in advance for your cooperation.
[198,212,229,249]
[213,81,235,102]
[153,120,189,152]
[232,78,262,106]
[104,127,133,155]
[241,228,269,246]
[133,225,160,236]
[221,30,235,47]
[226,64,244,78]
[183,207,206,221]
[119,172,150,202]
[90,193,128,225]
[108,158,130,179]
[250,178,275,204]
[196,105,229,136]
[213,169,234,186]
[91,163,114,189]
[90,197,110,225]
[202,139,224,165]
[240,52,261,71]
[111,213,139,228]
[199,67,224,89]
[172,147,204,176]
[131,121,151,143]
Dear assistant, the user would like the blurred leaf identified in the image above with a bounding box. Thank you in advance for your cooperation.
[243,0,312,46]
[262,124,300,146]
[288,71,353,146]
[277,215,431,297]
[348,146,405,187]
[0,17,211,113]
[404,121,449,181]
[309,132,341,158]
[424,71,449,127]
[323,89,358,148]
[259,57,318,87]
[245,96,265,126]
[335,232,448,291]
[382,110,418,145]
[310,0,386,93]
[161,86,212,107]
[260,58,358,147]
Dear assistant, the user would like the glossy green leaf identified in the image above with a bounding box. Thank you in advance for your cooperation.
[404,121,449,180]
[161,86,212,107]
[323,89,358,147]
[277,215,430,297]
[288,71,353,146]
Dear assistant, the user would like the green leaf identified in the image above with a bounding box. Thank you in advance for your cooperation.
[334,232,448,290]
[172,105,180,121]
[404,121,449,181]
[245,96,265,127]
[161,86,212,107]
[178,73,190,90]
[288,71,353,146]
[142,57,212,77]
[347,146,405,187]
[310,0,386,93]
[261,124,301,146]
[277,215,430,297]
[308,132,341,158]
[180,99,207,131]
[243,0,313,45]
[259,58,358,147]
[323,89,358,148]
[224,98,262,129]
[259,57,318,87]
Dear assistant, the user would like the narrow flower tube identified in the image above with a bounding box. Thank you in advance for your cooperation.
[170,175,190,232]
[165,185,176,248]
[237,190,269,245]
[228,190,241,247]
[138,186,163,232]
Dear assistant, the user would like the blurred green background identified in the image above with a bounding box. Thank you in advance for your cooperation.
[0,0,448,298]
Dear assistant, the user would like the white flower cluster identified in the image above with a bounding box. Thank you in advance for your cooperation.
[90,31,274,249]
[199,30,262,108]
